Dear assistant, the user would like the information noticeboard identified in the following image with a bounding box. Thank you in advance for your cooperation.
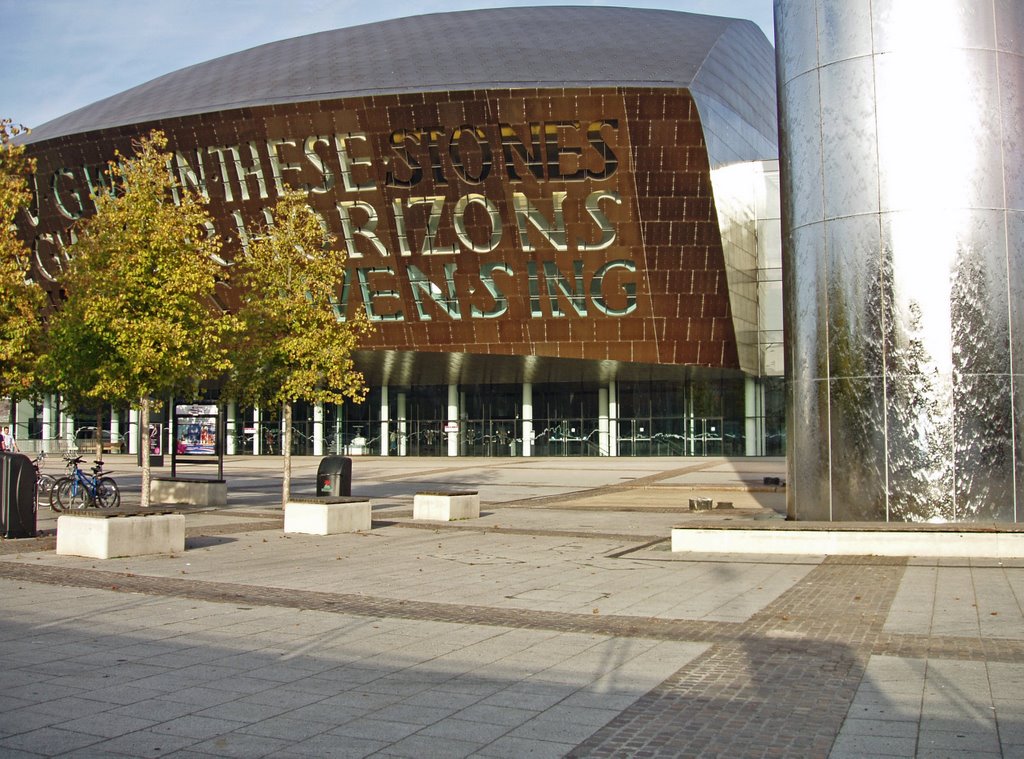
[171,403,224,479]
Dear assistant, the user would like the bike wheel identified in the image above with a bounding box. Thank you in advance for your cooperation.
[36,474,57,510]
[55,477,88,511]
[96,477,120,509]
[50,476,70,512]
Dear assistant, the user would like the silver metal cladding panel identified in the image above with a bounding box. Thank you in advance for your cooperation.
[819,55,878,220]
[817,0,873,65]
[776,0,1024,522]
[26,7,766,143]
[1003,52,1024,211]
[778,70,824,230]
[1012,211,1024,376]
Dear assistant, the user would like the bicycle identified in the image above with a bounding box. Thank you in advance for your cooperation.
[31,451,58,510]
[52,456,120,511]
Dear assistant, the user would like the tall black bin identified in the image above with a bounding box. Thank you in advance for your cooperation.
[316,456,352,497]
[0,452,37,538]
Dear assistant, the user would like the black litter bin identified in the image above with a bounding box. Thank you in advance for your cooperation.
[316,455,352,497]
[0,452,37,538]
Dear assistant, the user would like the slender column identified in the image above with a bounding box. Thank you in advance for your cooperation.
[226,402,237,455]
[109,408,120,452]
[447,384,459,457]
[313,403,324,457]
[608,381,618,457]
[686,385,694,456]
[598,387,610,456]
[379,385,390,456]
[521,382,533,457]
[745,377,764,457]
[63,404,75,449]
[42,395,55,453]
[252,406,261,455]
[128,407,140,455]
[397,393,407,456]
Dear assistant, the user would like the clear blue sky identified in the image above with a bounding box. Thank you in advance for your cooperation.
[1,0,775,130]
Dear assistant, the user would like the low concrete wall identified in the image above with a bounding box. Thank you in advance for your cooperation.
[671,522,1024,558]
[56,512,185,559]
[413,491,480,521]
[151,478,227,507]
[284,497,372,535]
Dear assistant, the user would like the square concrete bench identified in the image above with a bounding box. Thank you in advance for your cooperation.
[151,477,227,507]
[284,497,372,535]
[56,511,185,559]
[413,491,480,521]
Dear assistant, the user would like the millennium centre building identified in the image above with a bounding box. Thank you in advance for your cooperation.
[14,7,784,461]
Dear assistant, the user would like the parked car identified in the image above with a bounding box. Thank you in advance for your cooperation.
[74,426,125,454]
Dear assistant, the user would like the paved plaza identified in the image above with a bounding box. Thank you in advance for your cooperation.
[1,456,1022,758]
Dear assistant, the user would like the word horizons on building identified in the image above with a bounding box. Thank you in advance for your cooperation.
[26,119,640,324]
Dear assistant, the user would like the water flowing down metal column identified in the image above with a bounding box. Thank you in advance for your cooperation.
[775,0,1023,522]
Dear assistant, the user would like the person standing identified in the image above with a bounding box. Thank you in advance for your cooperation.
[0,426,17,452]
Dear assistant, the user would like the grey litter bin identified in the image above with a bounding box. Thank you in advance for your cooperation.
[316,456,352,497]
[0,452,37,538]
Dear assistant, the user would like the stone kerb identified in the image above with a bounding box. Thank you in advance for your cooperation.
[151,477,227,507]
[284,496,372,535]
[56,511,185,559]
[671,522,1024,558]
[413,491,480,521]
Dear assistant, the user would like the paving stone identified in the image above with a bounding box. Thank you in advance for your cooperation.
[285,732,387,757]
[186,730,292,758]
[71,728,198,758]
[0,727,103,756]
[60,712,158,738]
[474,734,578,758]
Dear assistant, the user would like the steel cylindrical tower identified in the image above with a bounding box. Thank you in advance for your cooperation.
[776,0,1024,521]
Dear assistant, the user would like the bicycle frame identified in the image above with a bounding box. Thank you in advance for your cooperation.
[55,456,120,510]
[65,465,101,504]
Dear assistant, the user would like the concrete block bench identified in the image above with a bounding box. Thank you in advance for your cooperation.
[284,497,372,535]
[151,477,227,507]
[56,510,185,559]
[413,491,480,521]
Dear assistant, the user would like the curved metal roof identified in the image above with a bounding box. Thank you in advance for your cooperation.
[26,6,772,145]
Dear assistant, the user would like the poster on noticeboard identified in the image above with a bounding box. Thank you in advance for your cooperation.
[174,404,218,456]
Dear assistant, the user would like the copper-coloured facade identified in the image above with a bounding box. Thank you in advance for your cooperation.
[27,89,739,374]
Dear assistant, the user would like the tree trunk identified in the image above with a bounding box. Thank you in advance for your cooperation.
[282,401,292,508]
[140,397,151,508]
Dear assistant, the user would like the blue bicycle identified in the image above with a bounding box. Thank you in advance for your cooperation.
[52,456,120,511]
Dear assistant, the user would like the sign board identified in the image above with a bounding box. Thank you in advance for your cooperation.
[138,422,165,467]
[176,403,218,417]
[443,422,459,434]
[171,401,224,479]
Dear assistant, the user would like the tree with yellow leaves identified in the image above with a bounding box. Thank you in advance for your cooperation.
[43,130,234,506]
[227,190,370,507]
[0,119,45,399]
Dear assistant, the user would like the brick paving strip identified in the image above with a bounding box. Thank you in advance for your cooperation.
[566,554,1022,758]
[3,523,1022,758]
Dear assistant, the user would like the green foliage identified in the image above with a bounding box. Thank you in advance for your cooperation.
[0,118,45,396]
[227,190,370,409]
[41,130,235,409]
